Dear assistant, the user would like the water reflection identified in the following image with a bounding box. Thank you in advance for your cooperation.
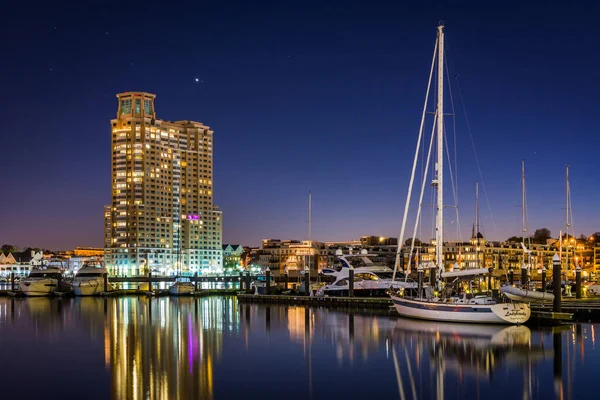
[0,297,598,399]
[106,296,238,399]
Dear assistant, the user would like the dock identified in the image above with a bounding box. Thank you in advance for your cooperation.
[237,293,582,324]
[0,288,239,298]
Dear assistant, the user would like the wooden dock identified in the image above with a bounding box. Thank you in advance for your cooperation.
[238,294,583,324]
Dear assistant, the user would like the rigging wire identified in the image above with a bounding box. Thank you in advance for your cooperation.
[443,118,462,242]
[445,43,497,235]
[444,52,462,243]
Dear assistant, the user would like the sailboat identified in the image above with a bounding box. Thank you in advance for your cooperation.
[389,24,530,324]
[169,220,195,296]
[501,160,554,302]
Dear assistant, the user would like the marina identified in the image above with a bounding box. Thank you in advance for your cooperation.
[0,295,597,400]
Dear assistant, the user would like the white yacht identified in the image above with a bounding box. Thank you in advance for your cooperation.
[72,259,113,296]
[315,250,419,297]
[168,279,195,295]
[20,257,68,297]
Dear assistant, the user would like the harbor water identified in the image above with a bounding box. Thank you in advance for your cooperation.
[0,296,596,399]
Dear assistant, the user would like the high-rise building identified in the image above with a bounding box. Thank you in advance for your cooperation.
[104,92,222,276]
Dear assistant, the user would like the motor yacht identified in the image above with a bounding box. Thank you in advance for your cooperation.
[19,258,68,297]
[315,250,419,297]
[72,259,113,296]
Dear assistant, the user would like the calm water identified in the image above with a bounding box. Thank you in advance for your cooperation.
[0,296,597,400]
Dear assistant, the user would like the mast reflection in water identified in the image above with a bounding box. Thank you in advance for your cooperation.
[0,297,598,399]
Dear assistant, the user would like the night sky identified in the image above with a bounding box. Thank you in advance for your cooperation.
[1,0,599,250]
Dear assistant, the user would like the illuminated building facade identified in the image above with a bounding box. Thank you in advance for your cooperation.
[104,92,222,275]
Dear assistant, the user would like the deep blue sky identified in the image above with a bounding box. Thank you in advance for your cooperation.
[1,0,599,249]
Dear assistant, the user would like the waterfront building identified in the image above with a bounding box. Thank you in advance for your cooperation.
[73,247,104,257]
[222,244,244,273]
[103,92,222,276]
[258,239,325,275]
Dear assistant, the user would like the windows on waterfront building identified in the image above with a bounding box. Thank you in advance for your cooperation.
[120,99,132,114]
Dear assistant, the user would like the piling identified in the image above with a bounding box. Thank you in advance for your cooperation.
[576,266,582,299]
[521,265,527,287]
[148,271,153,292]
[553,254,561,312]
[429,265,436,288]
[284,273,288,290]
[348,266,354,297]
[417,266,424,298]
[195,272,199,292]
[304,268,310,297]
[541,267,547,292]
[508,269,514,285]
[265,268,271,295]
[103,273,108,292]
[10,272,14,292]
[239,272,243,291]
[246,271,251,294]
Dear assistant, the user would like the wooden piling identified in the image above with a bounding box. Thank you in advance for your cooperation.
[541,268,547,293]
[304,269,310,296]
[348,266,354,297]
[265,268,271,295]
[576,266,582,299]
[553,254,561,312]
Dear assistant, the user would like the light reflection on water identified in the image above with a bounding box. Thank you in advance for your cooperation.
[0,296,597,400]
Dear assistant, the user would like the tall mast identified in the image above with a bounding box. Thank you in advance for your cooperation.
[435,24,445,273]
[308,190,312,243]
[308,190,312,271]
[521,159,526,245]
[475,181,479,268]
[565,165,570,270]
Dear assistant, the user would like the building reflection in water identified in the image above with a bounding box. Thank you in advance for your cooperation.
[106,296,239,400]
[2,298,600,400]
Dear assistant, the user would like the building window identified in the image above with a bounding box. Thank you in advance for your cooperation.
[144,99,152,115]
[135,99,141,114]
[121,99,132,114]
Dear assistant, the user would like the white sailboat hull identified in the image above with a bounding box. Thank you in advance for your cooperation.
[168,282,195,295]
[500,285,554,303]
[390,295,530,325]
[19,279,58,297]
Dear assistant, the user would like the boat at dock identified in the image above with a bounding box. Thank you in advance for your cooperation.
[72,259,113,296]
[500,285,554,303]
[19,256,69,297]
[168,279,195,296]
[315,250,418,297]
[388,24,530,325]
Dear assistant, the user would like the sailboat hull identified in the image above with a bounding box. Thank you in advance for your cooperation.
[500,285,554,303]
[390,295,530,325]
[168,282,195,296]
